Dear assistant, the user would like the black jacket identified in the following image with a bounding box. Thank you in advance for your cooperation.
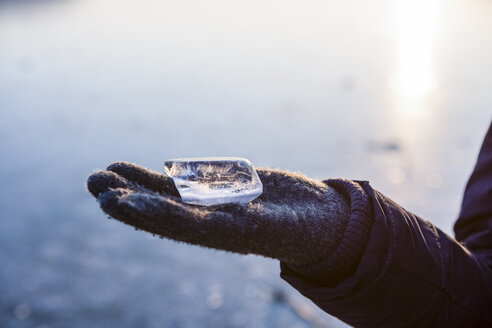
[281,122,492,327]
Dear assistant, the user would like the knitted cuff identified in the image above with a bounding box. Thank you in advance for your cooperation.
[284,179,375,286]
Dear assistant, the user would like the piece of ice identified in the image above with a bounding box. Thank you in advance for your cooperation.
[164,157,263,206]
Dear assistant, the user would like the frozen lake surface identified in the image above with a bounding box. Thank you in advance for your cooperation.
[1,0,491,327]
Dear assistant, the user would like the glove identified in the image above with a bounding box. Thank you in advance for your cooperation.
[87,162,370,282]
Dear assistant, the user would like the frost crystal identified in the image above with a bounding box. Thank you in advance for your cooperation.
[164,157,263,206]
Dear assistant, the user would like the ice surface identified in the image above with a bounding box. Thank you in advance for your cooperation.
[164,157,263,206]
[2,0,490,326]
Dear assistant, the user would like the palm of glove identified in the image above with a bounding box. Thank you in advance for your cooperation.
[87,162,350,266]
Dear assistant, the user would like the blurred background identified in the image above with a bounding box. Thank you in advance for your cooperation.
[0,0,491,327]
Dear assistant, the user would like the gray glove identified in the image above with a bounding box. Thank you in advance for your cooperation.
[87,162,355,276]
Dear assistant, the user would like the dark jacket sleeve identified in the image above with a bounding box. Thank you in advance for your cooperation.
[454,122,492,268]
[280,123,492,328]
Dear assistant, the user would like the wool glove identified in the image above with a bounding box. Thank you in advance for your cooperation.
[87,162,372,283]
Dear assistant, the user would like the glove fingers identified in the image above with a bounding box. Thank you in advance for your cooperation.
[107,161,179,197]
[98,188,197,226]
[97,188,244,249]
[87,171,131,197]
[97,188,287,258]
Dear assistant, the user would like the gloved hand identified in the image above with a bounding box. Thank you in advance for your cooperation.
[87,162,368,281]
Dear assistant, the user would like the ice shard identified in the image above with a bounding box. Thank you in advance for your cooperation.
[164,157,263,206]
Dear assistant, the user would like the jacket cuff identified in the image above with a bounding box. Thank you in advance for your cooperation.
[283,179,374,285]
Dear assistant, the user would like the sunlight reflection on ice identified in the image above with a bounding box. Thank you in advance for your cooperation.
[391,0,441,113]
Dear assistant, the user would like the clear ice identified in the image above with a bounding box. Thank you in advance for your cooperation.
[164,157,263,206]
